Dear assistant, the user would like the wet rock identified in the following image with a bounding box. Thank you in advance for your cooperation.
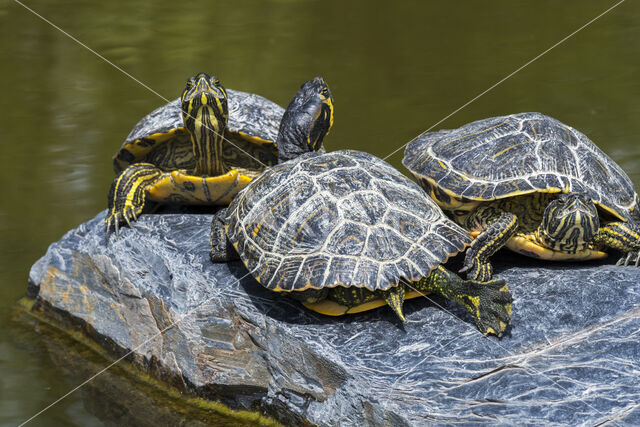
[28,211,640,425]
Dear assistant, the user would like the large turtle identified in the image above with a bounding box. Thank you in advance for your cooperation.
[211,141,513,334]
[403,112,640,281]
[105,72,291,234]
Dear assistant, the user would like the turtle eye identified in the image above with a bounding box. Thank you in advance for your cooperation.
[185,77,196,89]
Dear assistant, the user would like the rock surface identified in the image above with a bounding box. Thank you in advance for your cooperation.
[28,211,640,426]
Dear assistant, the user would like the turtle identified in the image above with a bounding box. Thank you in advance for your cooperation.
[210,148,513,336]
[105,72,288,235]
[402,112,640,281]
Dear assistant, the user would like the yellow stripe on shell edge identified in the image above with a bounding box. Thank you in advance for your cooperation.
[301,290,426,316]
[418,174,628,221]
[117,127,187,161]
[233,131,276,145]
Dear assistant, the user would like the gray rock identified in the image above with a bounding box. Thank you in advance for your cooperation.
[27,211,640,426]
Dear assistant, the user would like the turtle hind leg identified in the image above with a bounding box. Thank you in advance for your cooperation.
[460,207,519,281]
[105,163,162,237]
[413,266,513,337]
[210,207,239,262]
[594,221,640,266]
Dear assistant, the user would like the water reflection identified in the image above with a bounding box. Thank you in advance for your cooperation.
[10,311,261,426]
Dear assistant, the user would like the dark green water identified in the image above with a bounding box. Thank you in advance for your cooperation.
[2,0,640,424]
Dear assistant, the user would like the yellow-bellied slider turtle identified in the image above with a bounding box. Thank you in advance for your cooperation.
[105,73,330,233]
[105,72,288,234]
[211,148,513,336]
[403,112,640,281]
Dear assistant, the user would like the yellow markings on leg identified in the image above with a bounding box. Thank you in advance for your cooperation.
[595,221,640,254]
[111,164,162,217]
[382,286,407,322]
[234,131,275,145]
[478,214,517,257]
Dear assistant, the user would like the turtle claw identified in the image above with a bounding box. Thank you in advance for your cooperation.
[472,279,513,337]
[104,216,114,244]
[381,285,407,322]
[124,206,138,228]
[617,251,640,267]
[451,277,512,337]
[105,163,159,240]
[104,204,144,241]
[114,218,120,239]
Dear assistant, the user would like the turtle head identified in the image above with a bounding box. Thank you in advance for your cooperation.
[181,73,229,175]
[539,193,600,253]
[276,76,334,163]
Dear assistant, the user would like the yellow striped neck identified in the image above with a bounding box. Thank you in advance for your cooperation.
[539,195,599,253]
[191,105,226,176]
[538,213,595,253]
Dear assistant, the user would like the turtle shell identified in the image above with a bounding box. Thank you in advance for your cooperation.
[113,89,284,173]
[226,150,472,292]
[403,112,640,222]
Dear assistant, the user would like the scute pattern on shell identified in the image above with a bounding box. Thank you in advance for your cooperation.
[403,112,640,221]
[124,89,285,145]
[226,150,472,292]
[113,89,284,174]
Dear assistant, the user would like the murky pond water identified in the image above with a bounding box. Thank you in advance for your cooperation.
[2,0,640,424]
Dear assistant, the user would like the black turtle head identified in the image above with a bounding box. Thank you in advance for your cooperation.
[180,73,229,175]
[276,76,334,163]
[540,193,600,253]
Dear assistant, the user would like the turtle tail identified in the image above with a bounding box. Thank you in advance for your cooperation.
[380,285,407,322]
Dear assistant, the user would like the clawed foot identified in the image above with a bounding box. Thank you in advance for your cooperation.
[462,279,513,337]
[460,253,494,281]
[105,162,160,240]
[104,205,142,239]
[209,208,239,262]
[616,251,640,267]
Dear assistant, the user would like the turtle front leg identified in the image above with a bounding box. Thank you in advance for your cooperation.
[210,207,240,262]
[593,221,640,266]
[410,266,513,336]
[105,163,162,236]
[460,207,519,281]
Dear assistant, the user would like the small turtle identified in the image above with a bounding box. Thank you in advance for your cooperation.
[105,72,293,234]
[403,112,640,281]
[211,143,513,334]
